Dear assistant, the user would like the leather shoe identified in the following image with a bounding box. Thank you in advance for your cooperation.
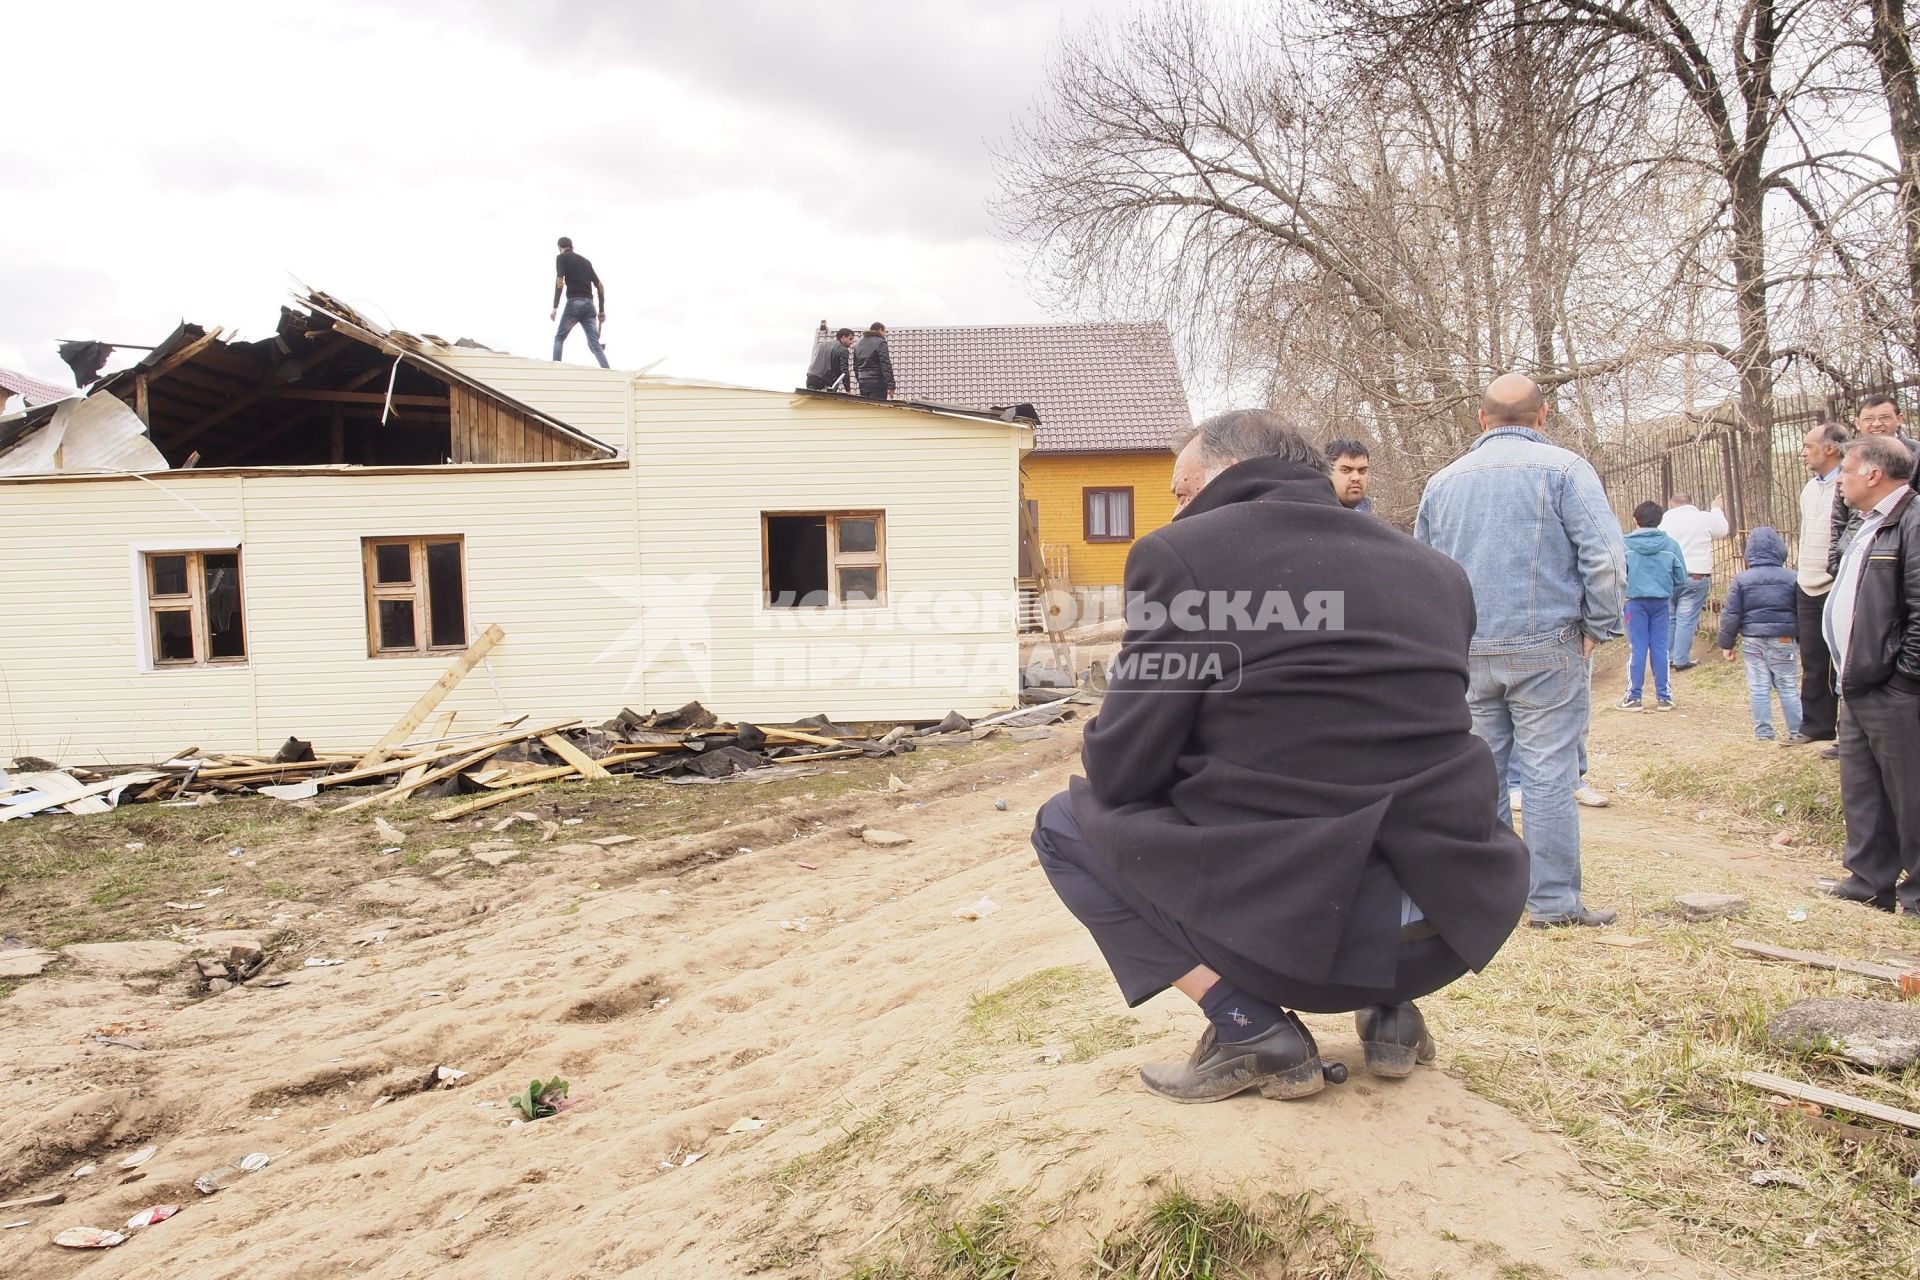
[1527,907,1617,928]
[1139,1013,1326,1103]
[1819,744,1839,760]
[1819,880,1896,912]
[1355,1002,1436,1078]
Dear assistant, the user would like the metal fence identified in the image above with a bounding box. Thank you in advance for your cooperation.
[1590,376,1920,615]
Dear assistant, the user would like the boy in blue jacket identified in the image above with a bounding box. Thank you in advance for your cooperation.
[1715,526,1806,743]
[1619,501,1689,711]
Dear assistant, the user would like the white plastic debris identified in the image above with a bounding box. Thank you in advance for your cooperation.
[118,1147,156,1169]
[239,1153,271,1173]
[124,1205,180,1230]
[725,1116,768,1134]
[953,896,1000,921]
[778,919,810,932]
[69,1163,97,1180]
[53,1227,125,1248]
[304,957,346,968]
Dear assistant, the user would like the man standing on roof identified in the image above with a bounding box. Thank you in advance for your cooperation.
[853,323,895,400]
[807,329,856,391]
[550,237,609,369]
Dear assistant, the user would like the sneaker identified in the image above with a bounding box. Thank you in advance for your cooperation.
[1574,785,1610,808]
[1670,661,1698,672]
[1655,698,1675,712]
[1616,696,1643,711]
[1755,730,1776,742]
[1782,733,1809,747]
[1819,744,1840,760]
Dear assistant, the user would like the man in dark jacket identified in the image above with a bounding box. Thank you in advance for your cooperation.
[1715,528,1805,742]
[1826,394,1917,574]
[1824,435,1920,913]
[1031,409,1529,1104]
[852,324,895,400]
[806,328,855,391]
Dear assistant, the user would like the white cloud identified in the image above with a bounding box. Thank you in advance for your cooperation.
[0,0,1140,399]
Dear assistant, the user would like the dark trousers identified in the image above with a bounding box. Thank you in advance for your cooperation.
[1837,686,1920,912]
[804,373,839,390]
[857,380,889,401]
[1795,586,1837,739]
[1030,793,1468,1015]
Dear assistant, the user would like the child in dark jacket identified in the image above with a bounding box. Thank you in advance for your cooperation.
[1715,526,1805,743]
[1620,501,1689,710]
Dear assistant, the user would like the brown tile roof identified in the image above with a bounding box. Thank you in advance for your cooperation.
[882,322,1190,454]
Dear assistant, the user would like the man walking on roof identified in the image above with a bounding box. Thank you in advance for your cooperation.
[550,237,609,369]
[853,324,895,400]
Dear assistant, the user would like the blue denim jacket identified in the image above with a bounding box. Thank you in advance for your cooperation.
[1415,427,1626,654]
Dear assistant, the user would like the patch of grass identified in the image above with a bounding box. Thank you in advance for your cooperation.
[932,1196,1030,1279]
[965,965,1138,1064]
[1091,1188,1385,1280]
[1640,752,1844,850]
[772,1101,902,1195]
[1435,832,1920,1279]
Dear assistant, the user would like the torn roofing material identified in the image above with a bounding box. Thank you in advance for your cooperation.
[0,291,618,471]
[0,366,77,408]
[883,321,1191,454]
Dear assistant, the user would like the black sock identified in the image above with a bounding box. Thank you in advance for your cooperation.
[1198,981,1284,1042]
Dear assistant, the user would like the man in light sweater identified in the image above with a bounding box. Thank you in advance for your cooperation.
[1796,422,1849,752]
[1660,492,1729,671]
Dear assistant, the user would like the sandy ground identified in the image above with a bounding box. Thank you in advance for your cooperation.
[0,687,1806,1280]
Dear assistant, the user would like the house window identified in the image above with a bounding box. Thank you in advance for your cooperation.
[363,536,467,655]
[1084,488,1134,542]
[144,551,247,667]
[763,512,887,607]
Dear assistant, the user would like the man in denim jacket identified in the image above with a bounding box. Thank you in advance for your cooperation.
[1416,375,1626,927]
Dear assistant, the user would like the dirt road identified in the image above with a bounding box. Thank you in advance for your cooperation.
[0,712,1764,1280]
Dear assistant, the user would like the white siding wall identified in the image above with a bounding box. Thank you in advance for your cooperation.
[0,382,1026,761]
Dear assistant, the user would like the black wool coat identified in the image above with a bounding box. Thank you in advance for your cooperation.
[1070,456,1529,989]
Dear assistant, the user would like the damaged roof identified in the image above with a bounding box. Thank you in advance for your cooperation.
[0,291,618,471]
[884,322,1191,454]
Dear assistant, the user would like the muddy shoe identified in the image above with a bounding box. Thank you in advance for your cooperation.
[1139,1015,1326,1103]
[1355,1002,1436,1079]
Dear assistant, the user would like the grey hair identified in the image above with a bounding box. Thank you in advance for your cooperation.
[1176,409,1328,475]
[1812,421,1850,449]
[1846,434,1917,482]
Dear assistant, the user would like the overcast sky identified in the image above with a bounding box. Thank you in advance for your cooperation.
[1,0,1142,400]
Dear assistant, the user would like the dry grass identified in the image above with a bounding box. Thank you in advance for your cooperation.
[1433,666,1920,1280]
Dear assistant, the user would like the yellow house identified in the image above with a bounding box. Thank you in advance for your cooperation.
[887,322,1191,625]
[0,293,1032,762]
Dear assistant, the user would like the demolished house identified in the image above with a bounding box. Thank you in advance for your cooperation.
[0,292,1033,763]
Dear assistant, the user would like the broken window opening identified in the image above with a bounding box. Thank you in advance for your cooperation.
[763,512,887,608]
[143,550,247,668]
[364,537,467,656]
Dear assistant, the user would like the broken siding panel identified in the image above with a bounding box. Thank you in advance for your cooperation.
[628,384,1022,720]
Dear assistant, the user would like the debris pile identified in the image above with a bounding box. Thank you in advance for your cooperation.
[0,697,1084,824]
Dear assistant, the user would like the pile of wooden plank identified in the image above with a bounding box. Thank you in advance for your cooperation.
[0,622,1085,823]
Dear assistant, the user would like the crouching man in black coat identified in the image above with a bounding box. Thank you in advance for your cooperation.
[1033,410,1530,1103]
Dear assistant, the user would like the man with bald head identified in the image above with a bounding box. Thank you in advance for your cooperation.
[1416,375,1625,928]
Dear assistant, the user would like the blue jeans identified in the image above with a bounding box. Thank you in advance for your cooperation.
[1624,597,1671,701]
[1741,636,1803,738]
[1669,574,1711,666]
[1470,635,1588,919]
[552,297,608,367]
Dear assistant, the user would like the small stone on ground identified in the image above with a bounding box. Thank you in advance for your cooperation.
[1767,997,1920,1070]
[1675,892,1748,921]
